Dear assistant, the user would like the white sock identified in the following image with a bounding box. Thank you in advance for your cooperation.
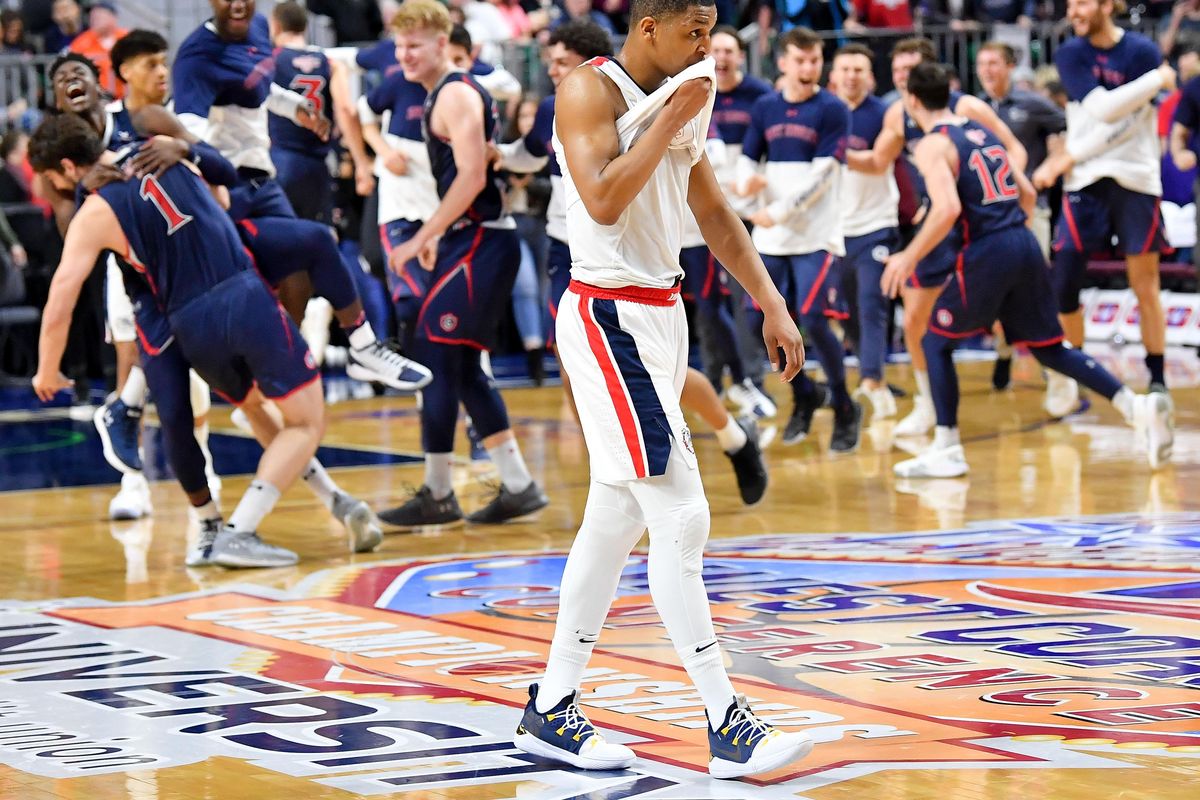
[1113,386,1136,426]
[536,628,598,713]
[915,369,931,401]
[192,500,221,524]
[425,452,454,499]
[487,439,533,493]
[302,459,338,510]
[119,366,146,409]
[347,321,376,351]
[934,425,961,449]
[680,640,736,727]
[714,415,747,454]
[226,480,281,534]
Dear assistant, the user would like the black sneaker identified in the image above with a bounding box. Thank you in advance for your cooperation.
[782,384,822,445]
[992,357,1012,390]
[526,347,547,387]
[830,400,863,453]
[725,417,768,506]
[466,481,549,524]
[378,485,463,528]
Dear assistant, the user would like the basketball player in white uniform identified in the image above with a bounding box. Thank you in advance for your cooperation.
[511,0,811,780]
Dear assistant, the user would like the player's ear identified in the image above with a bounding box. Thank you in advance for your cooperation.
[637,15,656,41]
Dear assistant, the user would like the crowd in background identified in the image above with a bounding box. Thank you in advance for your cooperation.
[2,0,1199,392]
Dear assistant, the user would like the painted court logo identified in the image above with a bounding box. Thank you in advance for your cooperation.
[2,513,1199,799]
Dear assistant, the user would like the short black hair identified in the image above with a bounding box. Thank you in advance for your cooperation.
[49,52,100,82]
[29,113,104,173]
[449,23,472,51]
[547,18,613,60]
[272,1,309,34]
[907,61,951,111]
[710,24,744,51]
[629,0,715,24]
[111,30,168,83]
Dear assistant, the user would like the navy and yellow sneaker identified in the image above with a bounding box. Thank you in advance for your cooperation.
[512,684,635,770]
[708,694,813,779]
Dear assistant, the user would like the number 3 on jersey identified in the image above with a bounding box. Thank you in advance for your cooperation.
[291,75,327,120]
[140,175,194,235]
[968,145,1019,204]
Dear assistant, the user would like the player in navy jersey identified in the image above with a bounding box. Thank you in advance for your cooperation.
[173,0,430,393]
[1032,0,1173,407]
[28,115,379,568]
[880,63,1173,477]
[737,27,861,452]
[498,19,769,506]
[378,1,548,528]
[832,43,901,424]
[847,37,1027,438]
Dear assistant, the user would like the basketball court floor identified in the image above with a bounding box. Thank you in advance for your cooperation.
[1,349,1198,799]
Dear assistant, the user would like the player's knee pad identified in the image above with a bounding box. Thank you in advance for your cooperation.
[647,492,711,577]
[189,371,211,418]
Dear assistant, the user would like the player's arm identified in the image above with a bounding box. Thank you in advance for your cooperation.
[688,155,805,381]
[330,58,373,194]
[1171,121,1197,170]
[387,82,490,269]
[846,102,904,175]
[1032,115,1139,189]
[881,135,959,298]
[1057,43,1174,124]
[128,105,238,185]
[33,195,126,401]
[267,82,330,141]
[958,94,1028,175]
[557,65,710,226]
[752,102,846,226]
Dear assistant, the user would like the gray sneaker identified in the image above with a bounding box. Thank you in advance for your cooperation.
[332,492,383,553]
[210,529,299,568]
[185,518,223,567]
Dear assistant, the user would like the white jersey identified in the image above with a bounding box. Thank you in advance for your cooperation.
[554,57,715,289]
[357,96,439,225]
[1064,102,1160,195]
[841,164,899,238]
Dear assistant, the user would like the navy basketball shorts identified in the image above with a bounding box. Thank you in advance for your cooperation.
[271,149,333,226]
[907,227,962,290]
[760,250,844,317]
[227,175,297,223]
[170,271,319,404]
[680,245,731,303]
[380,218,430,326]
[546,236,572,327]
[415,223,520,350]
[928,226,1064,347]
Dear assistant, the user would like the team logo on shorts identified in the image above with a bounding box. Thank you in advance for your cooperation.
[304,351,317,370]
[439,313,459,333]
[937,309,954,327]
[872,245,890,262]
[681,425,694,454]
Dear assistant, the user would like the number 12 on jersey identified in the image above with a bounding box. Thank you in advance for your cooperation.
[968,145,1019,204]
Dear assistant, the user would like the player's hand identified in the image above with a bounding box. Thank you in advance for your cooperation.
[417,237,439,271]
[738,173,768,197]
[354,162,376,196]
[32,369,73,403]
[761,303,805,381]
[296,104,332,142]
[661,77,711,131]
[1159,63,1178,94]
[9,243,27,269]
[881,250,916,299]
[485,142,503,170]
[1173,148,1198,172]
[129,135,190,178]
[388,236,422,275]
[1032,151,1072,190]
[383,148,409,176]
[748,208,776,228]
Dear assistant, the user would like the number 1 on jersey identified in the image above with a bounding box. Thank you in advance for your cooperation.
[140,174,194,235]
[968,145,1019,204]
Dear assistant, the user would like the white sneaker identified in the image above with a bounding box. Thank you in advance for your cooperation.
[1044,372,1079,418]
[230,407,253,435]
[347,340,433,391]
[209,529,299,569]
[894,444,969,478]
[859,384,897,421]
[708,695,814,779]
[332,492,383,553]
[109,473,152,520]
[1134,391,1175,470]
[893,397,935,437]
[725,379,778,419]
[185,517,223,567]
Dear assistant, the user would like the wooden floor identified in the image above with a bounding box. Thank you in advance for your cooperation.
[1,353,1198,799]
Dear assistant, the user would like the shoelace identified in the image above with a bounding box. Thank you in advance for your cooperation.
[723,706,774,748]
[195,522,220,553]
[547,701,595,742]
[364,340,417,370]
